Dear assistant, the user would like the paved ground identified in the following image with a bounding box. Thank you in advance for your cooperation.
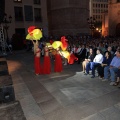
[6,50,120,120]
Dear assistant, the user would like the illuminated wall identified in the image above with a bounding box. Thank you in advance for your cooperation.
[108,0,120,36]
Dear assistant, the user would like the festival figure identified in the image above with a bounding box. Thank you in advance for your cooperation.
[32,40,42,75]
[68,51,78,64]
[43,44,51,74]
[54,48,63,72]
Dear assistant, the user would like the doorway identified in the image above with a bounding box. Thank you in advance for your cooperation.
[12,28,26,50]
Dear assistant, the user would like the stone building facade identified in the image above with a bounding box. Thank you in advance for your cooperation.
[4,0,48,39]
[47,0,89,36]
[108,0,120,36]
[89,0,108,23]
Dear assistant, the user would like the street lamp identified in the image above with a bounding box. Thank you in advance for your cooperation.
[87,17,96,37]
[2,13,12,44]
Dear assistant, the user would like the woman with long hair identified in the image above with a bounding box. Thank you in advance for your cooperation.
[82,48,95,73]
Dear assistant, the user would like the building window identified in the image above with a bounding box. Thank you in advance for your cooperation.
[33,0,41,4]
[96,4,98,7]
[14,0,22,3]
[24,5,33,21]
[98,4,100,8]
[14,7,23,21]
[106,4,108,8]
[34,8,42,22]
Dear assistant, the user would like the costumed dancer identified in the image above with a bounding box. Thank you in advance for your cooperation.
[43,43,51,74]
[32,40,42,75]
[26,26,43,75]
[54,48,63,72]
[68,51,78,64]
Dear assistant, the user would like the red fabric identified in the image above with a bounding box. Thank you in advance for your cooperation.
[34,56,42,74]
[54,54,63,72]
[61,36,68,50]
[50,40,53,45]
[43,56,51,74]
[68,53,78,64]
[28,26,36,33]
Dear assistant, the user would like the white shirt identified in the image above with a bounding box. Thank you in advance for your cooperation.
[72,47,76,53]
[76,48,81,53]
[93,54,103,63]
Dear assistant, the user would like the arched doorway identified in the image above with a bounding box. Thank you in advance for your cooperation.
[116,23,120,37]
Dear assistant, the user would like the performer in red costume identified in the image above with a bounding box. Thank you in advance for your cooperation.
[54,48,63,72]
[43,44,51,74]
[32,40,42,75]
[68,51,78,64]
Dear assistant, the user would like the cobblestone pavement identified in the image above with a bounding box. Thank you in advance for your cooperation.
[6,50,120,120]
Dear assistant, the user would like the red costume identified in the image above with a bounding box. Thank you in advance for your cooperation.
[34,50,42,74]
[43,50,51,74]
[54,53,63,72]
[68,53,78,64]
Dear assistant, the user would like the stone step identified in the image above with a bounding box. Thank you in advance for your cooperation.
[0,101,26,120]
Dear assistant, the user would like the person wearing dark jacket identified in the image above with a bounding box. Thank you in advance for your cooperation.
[82,48,95,73]
[77,44,86,64]
[97,51,112,79]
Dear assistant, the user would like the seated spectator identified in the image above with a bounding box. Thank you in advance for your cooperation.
[74,45,81,55]
[97,51,112,80]
[109,48,120,85]
[77,44,86,64]
[104,46,114,58]
[114,69,120,86]
[82,48,95,73]
[98,43,106,54]
[85,49,103,78]
[72,44,78,54]
[85,45,90,58]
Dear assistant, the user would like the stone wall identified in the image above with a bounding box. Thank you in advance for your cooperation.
[108,2,120,36]
[47,0,89,36]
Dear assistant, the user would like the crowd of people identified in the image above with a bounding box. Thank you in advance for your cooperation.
[30,36,120,88]
[67,36,120,87]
